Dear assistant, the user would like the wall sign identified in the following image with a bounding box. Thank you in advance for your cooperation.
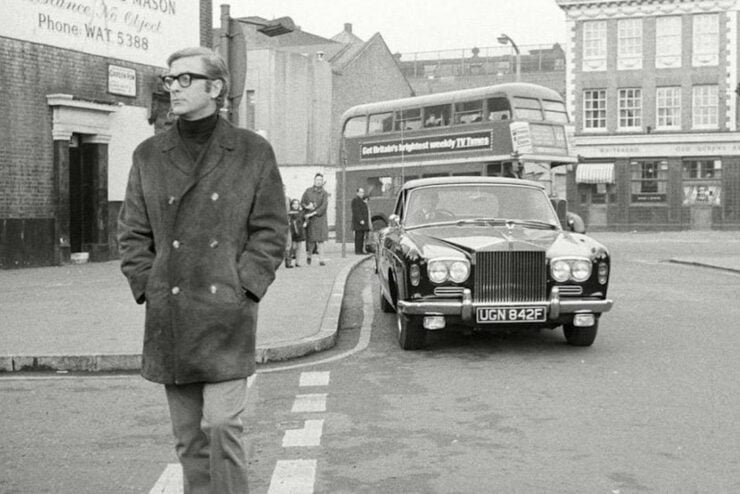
[1,0,199,67]
[108,64,136,96]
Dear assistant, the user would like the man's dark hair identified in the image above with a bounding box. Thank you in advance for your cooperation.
[315,173,324,179]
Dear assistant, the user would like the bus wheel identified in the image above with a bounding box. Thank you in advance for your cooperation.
[372,218,387,231]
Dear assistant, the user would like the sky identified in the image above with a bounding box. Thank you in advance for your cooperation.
[214,0,568,55]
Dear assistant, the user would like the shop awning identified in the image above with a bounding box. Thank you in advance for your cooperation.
[576,163,615,184]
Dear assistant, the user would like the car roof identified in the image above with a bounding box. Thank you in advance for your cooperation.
[401,176,545,191]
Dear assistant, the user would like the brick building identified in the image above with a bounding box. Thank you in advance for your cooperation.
[557,0,740,230]
[0,0,212,268]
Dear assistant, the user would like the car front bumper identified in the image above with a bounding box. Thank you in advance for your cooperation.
[396,286,613,322]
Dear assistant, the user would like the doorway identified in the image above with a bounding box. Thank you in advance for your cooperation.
[68,134,96,254]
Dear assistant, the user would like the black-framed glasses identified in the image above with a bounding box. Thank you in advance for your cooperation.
[161,72,211,90]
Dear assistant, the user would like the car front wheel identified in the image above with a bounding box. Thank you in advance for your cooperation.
[397,308,426,350]
[563,320,598,347]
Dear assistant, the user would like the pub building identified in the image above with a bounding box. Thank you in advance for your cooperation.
[558,0,740,230]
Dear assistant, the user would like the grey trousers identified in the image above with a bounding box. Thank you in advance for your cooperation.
[165,378,250,494]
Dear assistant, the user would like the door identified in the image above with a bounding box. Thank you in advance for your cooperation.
[68,136,96,253]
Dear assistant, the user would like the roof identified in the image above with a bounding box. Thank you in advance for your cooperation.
[402,176,545,191]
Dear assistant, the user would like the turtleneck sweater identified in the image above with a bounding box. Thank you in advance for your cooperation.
[176,112,219,165]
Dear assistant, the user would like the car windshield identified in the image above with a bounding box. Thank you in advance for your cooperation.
[403,184,559,228]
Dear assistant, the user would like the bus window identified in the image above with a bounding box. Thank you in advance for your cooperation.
[487,96,511,121]
[542,100,569,123]
[368,112,393,133]
[454,100,483,124]
[423,104,451,127]
[394,108,422,131]
[343,116,367,137]
[513,97,543,120]
[366,176,400,198]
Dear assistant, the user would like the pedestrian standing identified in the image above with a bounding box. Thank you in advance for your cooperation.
[287,198,307,267]
[351,187,370,254]
[117,46,288,494]
[301,173,329,266]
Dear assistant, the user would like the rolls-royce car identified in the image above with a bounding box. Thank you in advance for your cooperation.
[376,176,613,350]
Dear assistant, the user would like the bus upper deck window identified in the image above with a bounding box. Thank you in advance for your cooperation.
[513,97,544,120]
[343,116,367,137]
[542,100,569,123]
[487,97,511,121]
[423,104,451,127]
[395,108,422,131]
[454,100,483,124]
[369,112,393,133]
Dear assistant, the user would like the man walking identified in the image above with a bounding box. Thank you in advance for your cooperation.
[351,187,370,254]
[117,47,287,493]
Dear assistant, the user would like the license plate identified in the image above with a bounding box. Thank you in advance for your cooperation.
[476,306,547,323]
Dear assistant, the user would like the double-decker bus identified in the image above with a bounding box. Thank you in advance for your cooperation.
[336,82,577,239]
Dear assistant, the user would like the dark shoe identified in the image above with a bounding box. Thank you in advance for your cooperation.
[307,257,312,265]
[286,264,294,268]
[319,260,326,266]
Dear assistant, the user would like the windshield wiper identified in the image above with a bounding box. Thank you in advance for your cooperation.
[455,217,506,226]
[455,218,558,229]
[504,219,559,230]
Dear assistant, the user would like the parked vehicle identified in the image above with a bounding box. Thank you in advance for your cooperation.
[376,176,613,350]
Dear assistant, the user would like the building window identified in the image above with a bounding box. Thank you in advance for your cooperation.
[583,21,607,71]
[692,85,718,129]
[656,87,681,130]
[631,160,668,202]
[655,16,682,68]
[618,18,642,70]
[683,159,721,180]
[583,89,606,130]
[693,14,719,66]
[618,88,642,130]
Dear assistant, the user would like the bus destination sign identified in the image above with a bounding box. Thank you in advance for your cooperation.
[360,131,492,160]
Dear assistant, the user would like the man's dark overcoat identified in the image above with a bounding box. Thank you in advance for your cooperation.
[351,196,370,232]
[118,117,288,385]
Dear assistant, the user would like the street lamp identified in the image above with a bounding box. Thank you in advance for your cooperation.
[497,33,520,82]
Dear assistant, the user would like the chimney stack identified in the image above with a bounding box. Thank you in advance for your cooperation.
[344,23,352,33]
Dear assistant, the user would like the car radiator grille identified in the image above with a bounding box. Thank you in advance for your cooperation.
[474,251,547,303]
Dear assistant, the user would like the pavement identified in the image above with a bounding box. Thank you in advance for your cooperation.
[0,242,370,373]
[1,232,739,374]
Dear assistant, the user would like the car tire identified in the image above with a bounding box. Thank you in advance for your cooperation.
[380,287,395,313]
[397,308,426,350]
[563,320,598,347]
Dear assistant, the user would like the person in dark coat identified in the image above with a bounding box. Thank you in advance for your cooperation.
[287,198,307,267]
[117,47,287,494]
[301,173,329,265]
[351,187,370,254]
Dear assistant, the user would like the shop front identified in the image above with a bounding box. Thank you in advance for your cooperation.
[569,134,740,231]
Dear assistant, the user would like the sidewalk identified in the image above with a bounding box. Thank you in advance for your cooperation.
[0,243,369,373]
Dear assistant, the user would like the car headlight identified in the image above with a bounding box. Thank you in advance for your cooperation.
[570,259,592,282]
[428,260,449,283]
[448,261,470,283]
[551,259,571,282]
[551,258,592,282]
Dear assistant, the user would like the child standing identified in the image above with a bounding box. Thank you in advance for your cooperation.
[287,199,307,267]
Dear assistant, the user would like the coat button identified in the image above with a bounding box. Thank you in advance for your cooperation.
[171,286,180,295]
[211,192,219,201]
[172,240,181,249]
[168,196,176,205]
[209,239,219,248]
[210,284,217,294]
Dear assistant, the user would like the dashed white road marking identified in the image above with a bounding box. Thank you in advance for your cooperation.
[282,419,324,447]
[299,371,330,387]
[291,393,327,413]
[267,459,317,494]
[148,463,182,494]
